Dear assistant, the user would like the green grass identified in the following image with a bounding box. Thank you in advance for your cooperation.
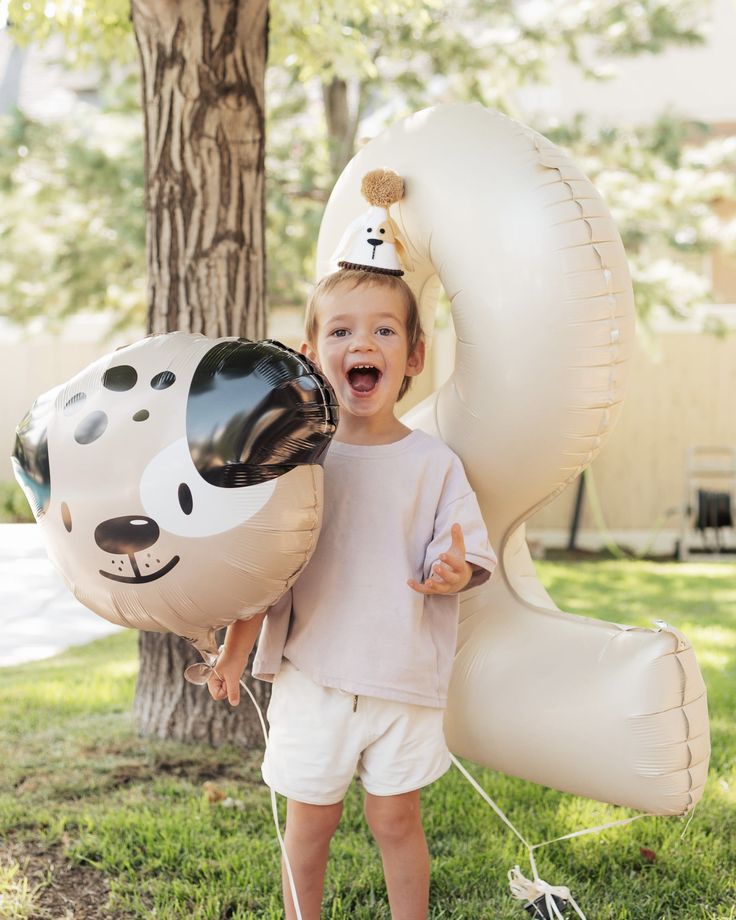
[1,560,735,919]
[0,481,34,524]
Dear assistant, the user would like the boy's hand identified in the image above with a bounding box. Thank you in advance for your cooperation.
[407,523,474,595]
[206,611,266,706]
[207,653,246,706]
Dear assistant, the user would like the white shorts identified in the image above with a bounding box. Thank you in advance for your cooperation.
[261,661,451,806]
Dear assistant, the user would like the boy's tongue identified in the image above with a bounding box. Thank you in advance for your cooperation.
[349,368,378,392]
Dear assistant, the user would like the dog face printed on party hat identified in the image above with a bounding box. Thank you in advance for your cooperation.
[332,169,413,276]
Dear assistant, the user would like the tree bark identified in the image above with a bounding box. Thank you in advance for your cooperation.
[134,631,269,748]
[130,0,270,744]
[132,0,267,339]
[322,76,361,184]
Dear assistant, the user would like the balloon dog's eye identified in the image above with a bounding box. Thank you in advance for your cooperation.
[178,483,193,515]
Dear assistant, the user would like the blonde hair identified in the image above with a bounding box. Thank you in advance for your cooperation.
[304,269,424,401]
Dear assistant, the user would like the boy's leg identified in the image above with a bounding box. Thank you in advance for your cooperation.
[364,789,429,920]
[282,797,343,920]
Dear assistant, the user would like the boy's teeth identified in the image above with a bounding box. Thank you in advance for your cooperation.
[347,365,380,392]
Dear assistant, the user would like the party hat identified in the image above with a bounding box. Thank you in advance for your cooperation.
[332,169,413,275]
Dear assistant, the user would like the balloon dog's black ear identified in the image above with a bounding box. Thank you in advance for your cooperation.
[187,339,338,488]
[12,386,59,519]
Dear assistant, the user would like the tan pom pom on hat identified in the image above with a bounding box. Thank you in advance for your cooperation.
[332,169,413,276]
[361,169,404,208]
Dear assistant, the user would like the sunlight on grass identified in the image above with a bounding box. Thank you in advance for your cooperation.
[668,563,736,578]
[685,625,736,648]
[695,648,732,669]
[15,665,137,709]
[0,860,42,920]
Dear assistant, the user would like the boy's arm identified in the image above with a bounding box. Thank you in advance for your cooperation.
[413,455,497,596]
[208,611,266,706]
[222,612,266,666]
[410,459,497,597]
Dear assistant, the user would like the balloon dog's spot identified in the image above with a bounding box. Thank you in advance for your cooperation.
[151,371,176,389]
[74,411,108,445]
[103,365,138,392]
[63,392,87,415]
[133,410,150,422]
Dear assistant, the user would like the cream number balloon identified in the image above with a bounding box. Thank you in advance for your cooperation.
[316,103,709,816]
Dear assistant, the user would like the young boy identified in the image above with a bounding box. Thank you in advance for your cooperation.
[208,266,496,920]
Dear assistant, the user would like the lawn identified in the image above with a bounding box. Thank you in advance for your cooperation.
[1,559,734,919]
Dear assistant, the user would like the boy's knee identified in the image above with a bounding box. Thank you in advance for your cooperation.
[364,793,422,846]
[286,799,343,844]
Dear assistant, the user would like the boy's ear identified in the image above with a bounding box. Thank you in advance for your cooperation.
[299,340,320,366]
[406,339,425,377]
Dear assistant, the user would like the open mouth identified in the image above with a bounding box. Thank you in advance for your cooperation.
[346,364,382,395]
[100,554,180,584]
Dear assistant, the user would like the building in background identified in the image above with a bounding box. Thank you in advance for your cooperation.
[514,0,736,555]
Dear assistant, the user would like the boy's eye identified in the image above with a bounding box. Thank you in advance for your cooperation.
[377,327,395,336]
[330,328,349,338]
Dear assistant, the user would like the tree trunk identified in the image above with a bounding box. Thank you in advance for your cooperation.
[130,0,270,743]
[134,631,269,748]
[133,0,267,339]
[322,76,361,184]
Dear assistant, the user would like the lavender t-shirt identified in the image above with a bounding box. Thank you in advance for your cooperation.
[252,429,496,708]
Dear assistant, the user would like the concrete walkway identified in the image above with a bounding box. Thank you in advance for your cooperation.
[0,524,122,667]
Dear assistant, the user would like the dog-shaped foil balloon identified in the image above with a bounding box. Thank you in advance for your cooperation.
[11,332,338,660]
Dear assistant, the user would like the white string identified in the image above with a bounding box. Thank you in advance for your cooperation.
[451,753,657,919]
[237,676,303,920]
[449,753,533,849]
[679,803,698,839]
[184,654,303,918]
[509,867,578,920]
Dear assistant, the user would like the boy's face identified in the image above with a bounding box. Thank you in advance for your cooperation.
[301,281,424,427]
